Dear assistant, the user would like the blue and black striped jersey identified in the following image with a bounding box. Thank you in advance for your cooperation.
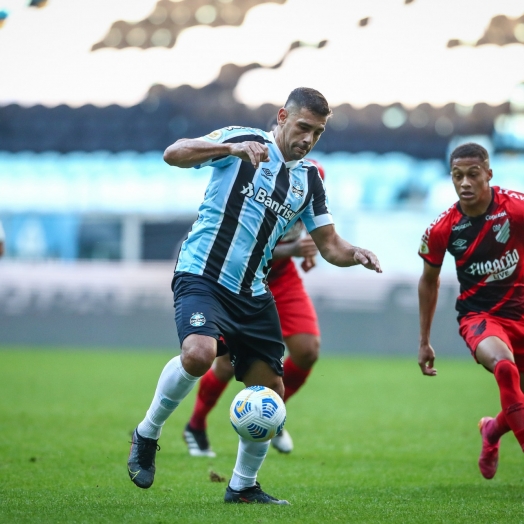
[175,126,334,296]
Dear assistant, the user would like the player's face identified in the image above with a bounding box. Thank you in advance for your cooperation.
[450,157,493,211]
[276,107,327,161]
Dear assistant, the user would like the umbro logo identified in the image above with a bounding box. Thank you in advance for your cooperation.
[453,239,467,247]
[452,238,467,250]
[261,168,273,181]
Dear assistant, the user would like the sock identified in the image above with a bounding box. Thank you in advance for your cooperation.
[494,360,524,451]
[283,357,312,403]
[137,356,199,440]
[188,369,229,431]
[489,411,512,444]
[229,437,270,491]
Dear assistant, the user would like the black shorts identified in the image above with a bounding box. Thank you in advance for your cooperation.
[172,272,285,381]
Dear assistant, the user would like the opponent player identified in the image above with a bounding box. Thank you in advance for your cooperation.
[182,163,326,458]
[127,87,382,505]
[418,142,524,480]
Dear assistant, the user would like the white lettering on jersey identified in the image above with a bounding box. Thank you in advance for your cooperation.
[465,249,519,282]
[452,221,472,231]
[254,188,297,221]
[241,182,254,198]
[486,211,507,221]
[499,188,524,200]
[421,206,454,245]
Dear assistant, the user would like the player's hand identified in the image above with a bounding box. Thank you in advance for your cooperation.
[290,236,318,258]
[301,256,316,272]
[353,248,382,273]
[229,141,270,169]
[418,343,437,376]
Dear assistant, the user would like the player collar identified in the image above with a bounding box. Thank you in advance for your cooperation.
[456,187,496,218]
[268,131,300,169]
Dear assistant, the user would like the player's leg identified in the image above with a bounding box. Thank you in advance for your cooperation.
[480,348,524,461]
[225,360,288,504]
[476,335,524,445]
[128,334,216,488]
[268,333,320,453]
[283,333,320,402]
[183,353,235,457]
[224,293,289,505]
[137,334,217,440]
[271,264,320,403]
[128,274,223,488]
[270,265,320,453]
[475,335,524,478]
[480,353,524,455]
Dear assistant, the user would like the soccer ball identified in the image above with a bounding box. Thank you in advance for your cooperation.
[229,386,286,442]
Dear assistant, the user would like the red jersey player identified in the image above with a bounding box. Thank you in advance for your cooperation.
[418,142,524,480]
[182,160,326,457]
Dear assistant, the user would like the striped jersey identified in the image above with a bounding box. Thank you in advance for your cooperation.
[418,187,524,319]
[175,126,334,296]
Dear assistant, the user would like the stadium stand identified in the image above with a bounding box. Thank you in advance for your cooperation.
[92,0,287,50]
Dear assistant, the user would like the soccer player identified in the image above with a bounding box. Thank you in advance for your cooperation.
[418,142,524,480]
[182,172,324,456]
[127,87,382,504]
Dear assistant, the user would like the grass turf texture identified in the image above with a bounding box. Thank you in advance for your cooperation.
[1,349,523,523]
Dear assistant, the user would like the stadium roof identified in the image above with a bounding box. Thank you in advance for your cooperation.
[1,0,524,109]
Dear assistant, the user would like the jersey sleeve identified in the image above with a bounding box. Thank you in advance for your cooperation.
[194,126,268,170]
[193,128,238,169]
[418,213,450,267]
[300,167,334,232]
[498,187,524,231]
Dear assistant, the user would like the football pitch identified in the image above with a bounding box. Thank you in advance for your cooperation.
[1,348,523,523]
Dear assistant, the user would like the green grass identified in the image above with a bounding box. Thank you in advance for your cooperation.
[1,348,523,523]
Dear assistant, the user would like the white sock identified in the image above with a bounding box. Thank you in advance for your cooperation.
[137,356,199,440]
[229,437,270,491]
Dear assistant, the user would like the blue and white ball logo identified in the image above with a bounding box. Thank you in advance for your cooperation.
[190,312,206,327]
[229,386,286,442]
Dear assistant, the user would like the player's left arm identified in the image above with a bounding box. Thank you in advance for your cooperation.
[309,224,382,272]
[272,236,318,260]
[273,236,318,272]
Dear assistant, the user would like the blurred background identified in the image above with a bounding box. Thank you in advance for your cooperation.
[1,0,524,354]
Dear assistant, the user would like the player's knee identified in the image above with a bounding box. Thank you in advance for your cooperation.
[289,335,320,370]
[302,338,320,367]
[476,336,514,372]
[181,337,216,377]
[270,378,285,399]
[213,354,235,381]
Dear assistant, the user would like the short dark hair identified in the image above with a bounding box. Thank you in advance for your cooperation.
[449,142,489,168]
[284,87,331,117]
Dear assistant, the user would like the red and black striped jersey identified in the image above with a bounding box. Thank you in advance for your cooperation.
[419,186,524,319]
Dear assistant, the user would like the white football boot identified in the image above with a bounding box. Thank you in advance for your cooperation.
[182,423,217,457]
[271,429,293,453]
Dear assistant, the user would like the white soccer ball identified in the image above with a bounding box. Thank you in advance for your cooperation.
[229,386,286,442]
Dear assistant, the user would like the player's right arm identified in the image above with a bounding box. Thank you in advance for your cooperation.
[418,261,441,377]
[163,138,269,169]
